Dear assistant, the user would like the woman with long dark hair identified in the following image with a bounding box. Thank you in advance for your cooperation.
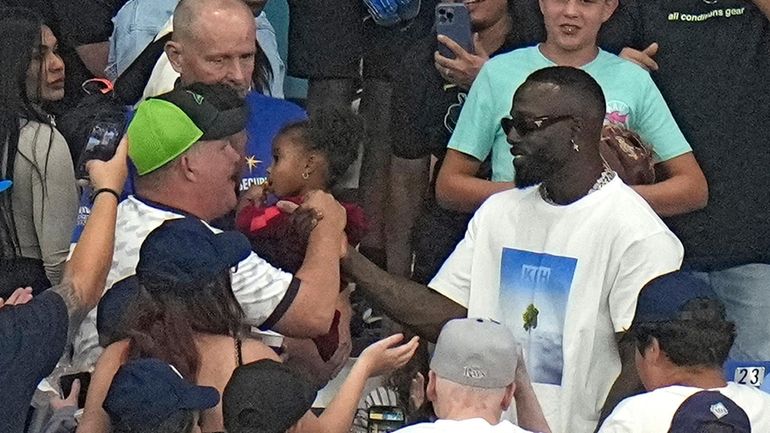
[0,7,78,291]
[79,218,418,433]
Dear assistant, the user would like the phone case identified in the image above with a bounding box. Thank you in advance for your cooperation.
[60,371,92,408]
[75,122,123,180]
[436,3,474,59]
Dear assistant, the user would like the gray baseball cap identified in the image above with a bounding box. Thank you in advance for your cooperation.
[430,318,518,389]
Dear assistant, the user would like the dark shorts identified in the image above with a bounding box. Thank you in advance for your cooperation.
[286,0,438,80]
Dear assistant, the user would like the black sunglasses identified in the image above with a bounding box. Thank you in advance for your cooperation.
[501,115,576,137]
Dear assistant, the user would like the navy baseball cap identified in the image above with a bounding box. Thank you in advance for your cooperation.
[632,271,719,326]
[668,391,750,433]
[103,358,220,430]
[0,179,11,193]
[136,217,252,291]
[96,275,139,346]
[223,359,317,433]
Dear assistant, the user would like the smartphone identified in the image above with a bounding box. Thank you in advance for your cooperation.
[367,405,406,433]
[75,122,122,179]
[436,3,474,59]
[59,371,92,408]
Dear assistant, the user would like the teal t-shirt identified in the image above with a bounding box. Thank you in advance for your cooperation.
[447,46,692,181]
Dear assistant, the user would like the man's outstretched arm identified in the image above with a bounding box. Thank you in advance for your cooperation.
[342,248,466,343]
[54,138,129,337]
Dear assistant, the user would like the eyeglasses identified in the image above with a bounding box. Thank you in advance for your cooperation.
[500,115,575,137]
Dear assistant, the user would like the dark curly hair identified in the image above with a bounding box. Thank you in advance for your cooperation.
[631,298,736,369]
[278,108,364,189]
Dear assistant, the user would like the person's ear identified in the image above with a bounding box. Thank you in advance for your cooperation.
[304,151,326,176]
[165,40,184,74]
[179,152,198,182]
[602,0,619,23]
[501,382,515,411]
[648,336,664,363]
[426,371,438,403]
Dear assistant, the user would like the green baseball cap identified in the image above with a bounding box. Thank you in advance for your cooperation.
[127,83,247,175]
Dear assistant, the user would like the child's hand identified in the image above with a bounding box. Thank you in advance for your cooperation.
[358,334,419,378]
[51,379,79,411]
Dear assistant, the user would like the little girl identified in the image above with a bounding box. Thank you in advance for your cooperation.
[236,108,366,364]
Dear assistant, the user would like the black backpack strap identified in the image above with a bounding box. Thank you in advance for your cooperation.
[113,32,174,106]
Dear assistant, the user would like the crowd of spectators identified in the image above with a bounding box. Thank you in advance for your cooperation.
[1,1,769,433]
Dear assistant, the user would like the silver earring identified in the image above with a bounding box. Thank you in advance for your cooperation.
[572,138,579,152]
[302,172,309,180]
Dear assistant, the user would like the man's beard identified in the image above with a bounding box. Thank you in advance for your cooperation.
[513,154,560,189]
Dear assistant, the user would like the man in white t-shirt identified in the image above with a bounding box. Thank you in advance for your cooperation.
[342,66,683,433]
[396,318,542,433]
[598,271,770,433]
[70,82,346,369]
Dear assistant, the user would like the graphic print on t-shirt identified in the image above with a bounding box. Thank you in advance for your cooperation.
[499,248,577,385]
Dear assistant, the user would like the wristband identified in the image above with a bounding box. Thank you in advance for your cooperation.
[90,188,121,203]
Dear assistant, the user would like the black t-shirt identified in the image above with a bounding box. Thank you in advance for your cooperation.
[389,2,544,282]
[0,290,69,433]
[615,0,770,270]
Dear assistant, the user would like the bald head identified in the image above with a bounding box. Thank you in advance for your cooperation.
[166,0,256,95]
[173,0,254,43]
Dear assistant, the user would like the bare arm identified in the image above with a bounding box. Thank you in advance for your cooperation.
[293,334,420,433]
[632,152,708,217]
[274,191,346,337]
[435,149,513,213]
[52,139,128,340]
[513,346,551,433]
[77,341,129,433]
[342,248,466,343]
[596,332,644,431]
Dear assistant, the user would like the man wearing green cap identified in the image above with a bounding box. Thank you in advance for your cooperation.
[70,82,348,370]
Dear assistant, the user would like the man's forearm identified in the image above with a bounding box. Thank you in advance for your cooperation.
[515,376,551,432]
[55,193,119,340]
[342,248,466,343]
[631,154,708,217]
[289,221,343,334]
[61,193,118,311]
[436,175,513,213]
[632,178,707,217]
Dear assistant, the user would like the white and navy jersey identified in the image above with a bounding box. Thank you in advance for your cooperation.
[71,195,297,370]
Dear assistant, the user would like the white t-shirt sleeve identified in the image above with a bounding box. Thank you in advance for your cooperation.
[428,205,485,308]
[230,251,295,327]
[596,400,637,433]
[609,231,684,332]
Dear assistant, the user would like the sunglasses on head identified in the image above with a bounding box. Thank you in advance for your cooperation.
[500,114,576,137]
